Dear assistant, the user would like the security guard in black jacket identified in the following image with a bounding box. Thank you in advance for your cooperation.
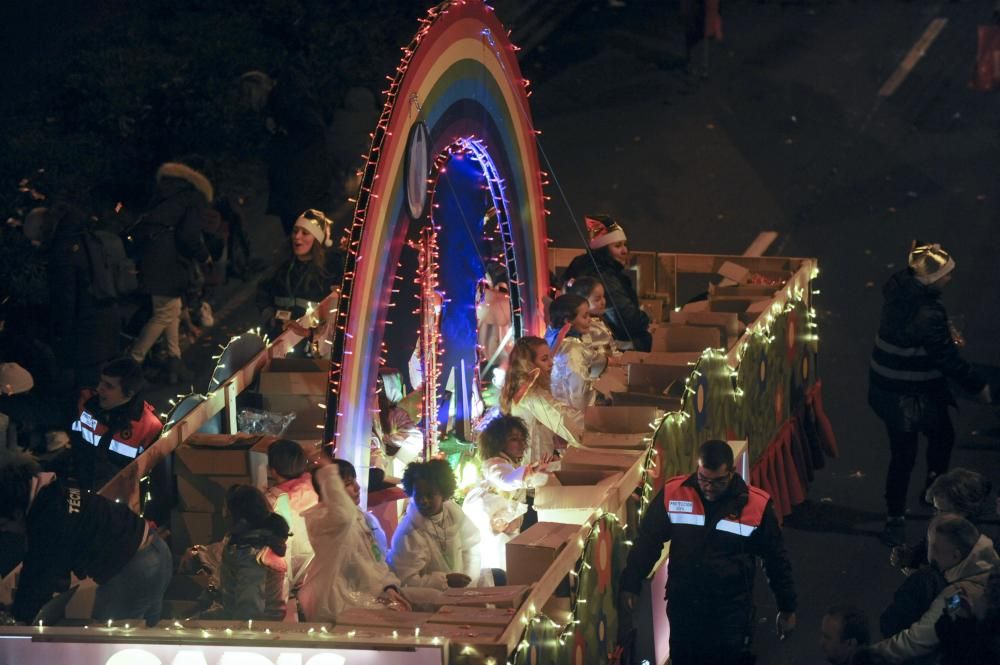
[620,440,797,665]
[868,242,991,545]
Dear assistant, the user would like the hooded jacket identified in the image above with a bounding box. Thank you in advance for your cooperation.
[868,269,984,431]
[216,519,289,620]
[133,163,212,297]
[296,465,400,622]
[873,534,999,662]
[563,252,651,352]
[388,500,482,592]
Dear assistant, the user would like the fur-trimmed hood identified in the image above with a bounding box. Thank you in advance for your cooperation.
[156,162,213,202]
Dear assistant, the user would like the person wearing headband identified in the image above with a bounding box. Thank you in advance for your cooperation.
[868,241,991,547]
[561,214,653,352]
[256,209,344,348]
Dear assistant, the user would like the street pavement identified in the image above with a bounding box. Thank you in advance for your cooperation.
[163,1,1000,661]
[520,0,1000,662]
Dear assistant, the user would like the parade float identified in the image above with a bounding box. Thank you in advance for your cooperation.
[0,1,835,664]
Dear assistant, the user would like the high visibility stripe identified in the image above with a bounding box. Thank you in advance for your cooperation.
[874,335,928,357]
[870,359,943,381]
[669,512,706,526]
[108,440,140,459]
[716,520,757,537]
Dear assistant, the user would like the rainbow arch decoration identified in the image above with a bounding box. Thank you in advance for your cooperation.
[325,0,550,491]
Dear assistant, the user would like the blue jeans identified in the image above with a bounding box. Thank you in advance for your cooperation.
[92,533,172,626]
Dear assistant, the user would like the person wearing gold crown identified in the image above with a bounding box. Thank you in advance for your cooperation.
[868,241,991,547]
[256,209,344,349]
[561,215,653,352]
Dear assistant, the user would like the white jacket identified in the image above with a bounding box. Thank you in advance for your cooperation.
[551,336,607,411]
[462,455,550,569]
[265,472,319,592]
[873,534,999,662]
[510,386,583,464]
[389,501,482,592]
[297,465,400,622]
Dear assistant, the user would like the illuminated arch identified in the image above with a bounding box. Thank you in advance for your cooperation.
[325,0,548,498]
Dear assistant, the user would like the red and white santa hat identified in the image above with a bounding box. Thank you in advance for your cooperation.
[585,214,627,250]
[294,209,333,248]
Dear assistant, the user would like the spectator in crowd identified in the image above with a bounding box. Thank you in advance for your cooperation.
[389,459,483,606]
[241,63,333,236]
[256,209,343,349]
[499,336,582,464]
[868,241,990,546]
[882,467,993,637]
[3,451,171,626]
[620,439,797,665]
[561,215,652,351]
[45,203,124,391]
[935,568,1000,665]
[129,162,213,384]
[297,458,410,622]
[208,485,289,621]
[70,358,162,492]
[820,605,871,665]
[264,439,318,594]
[873,514,999,662]
[463,415,555,570]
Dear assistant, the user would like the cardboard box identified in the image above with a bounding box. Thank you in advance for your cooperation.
[709,283,780,299]
[177,474,249,512]
[584,406,661,434]
[336,608,435,629]
[175,433,265,477]
[431,606,517,627]
[440,585,530,609]
[610,391,683,410]
[535,472,624,524]
[579,430,650,449]
[259,358,328,439]
[639,298,666,322]
[618,350,702,366]
[506,522,581,586]
[650,324,721,353]
[669,310,743,348]
[626,363,694,393]
[170,510,227,552]
[559,446,643,471]
[424,622,504,641]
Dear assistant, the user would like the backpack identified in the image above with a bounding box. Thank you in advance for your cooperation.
[80,230,139,301]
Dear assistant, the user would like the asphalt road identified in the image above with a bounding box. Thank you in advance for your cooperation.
[519,1,1000,662]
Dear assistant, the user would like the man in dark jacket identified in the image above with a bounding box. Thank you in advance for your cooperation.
[70,358,162,493]
[620,440,797,665]
[129,162,212,383]
[868,242,990,545]
[2,452,171,626]
[562,215,652,351]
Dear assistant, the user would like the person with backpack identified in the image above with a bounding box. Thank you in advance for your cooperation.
[128,162,213,384]
[46,203,132,392]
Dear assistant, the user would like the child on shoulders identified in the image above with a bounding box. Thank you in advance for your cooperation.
[389,459,484,605]
[500,336,583,463]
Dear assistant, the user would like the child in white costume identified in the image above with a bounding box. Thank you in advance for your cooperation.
[297,459,410,622]
[462,415,555,569]
[567,276,622,358]
[546,294,619,411]
[499,336,583,464]
[389,459,485,606]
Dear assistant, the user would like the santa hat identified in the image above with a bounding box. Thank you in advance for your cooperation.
[585,215,627,250]
[908,241,955,285]
[294,209,333,247]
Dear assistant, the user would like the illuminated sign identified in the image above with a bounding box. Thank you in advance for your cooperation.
[0,640,444,665]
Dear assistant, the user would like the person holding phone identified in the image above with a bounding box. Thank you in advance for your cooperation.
[873,514,999,662]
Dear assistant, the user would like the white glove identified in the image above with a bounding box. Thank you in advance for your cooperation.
[977,385,993,404]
